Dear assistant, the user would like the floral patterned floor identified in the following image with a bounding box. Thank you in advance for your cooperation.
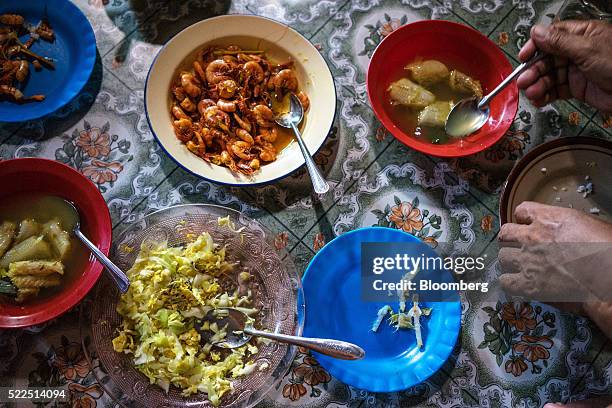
[1,0,612,407]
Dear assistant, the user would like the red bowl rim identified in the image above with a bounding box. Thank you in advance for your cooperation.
[366,19,519,158]
[0,158,111,328]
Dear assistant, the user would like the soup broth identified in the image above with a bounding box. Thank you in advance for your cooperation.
[385,58,483,144]
[0,194,91,304]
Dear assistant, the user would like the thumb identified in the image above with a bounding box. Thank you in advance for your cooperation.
[531,22,592,62]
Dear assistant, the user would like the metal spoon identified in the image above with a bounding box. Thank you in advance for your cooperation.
[273,93,330,195]
[197,308,365,360]
[63,200,130,293]
[445,52,547,138]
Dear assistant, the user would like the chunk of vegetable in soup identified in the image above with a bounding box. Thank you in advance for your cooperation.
[385,58,483,144]
[0,194,89,303]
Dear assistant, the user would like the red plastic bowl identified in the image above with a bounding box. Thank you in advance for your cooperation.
[367,20,518,157]
[0,158,111,328]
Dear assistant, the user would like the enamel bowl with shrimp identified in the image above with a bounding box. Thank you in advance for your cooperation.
[145,15,336,186]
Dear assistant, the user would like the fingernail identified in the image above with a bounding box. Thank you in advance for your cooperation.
[544,404,564,408]
[532,25,548,40]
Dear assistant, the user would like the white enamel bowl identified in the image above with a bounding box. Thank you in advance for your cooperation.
[145,15,336,186]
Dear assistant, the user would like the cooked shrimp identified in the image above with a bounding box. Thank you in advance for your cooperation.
[193,60,207,83]
[229,141,255,160]
[252,104,274,127]
[181,72,201,99]
[258,127,278,143]
[197,99,216,115]
[173,118,193,142]
[243,61,264,83]
[233,113,252,132]
[205,59,230,84]
[180,97,197,112]
[272,69,298,95]
[254,137,277,161]
[170,46,309,174]
[297,91,310,111]
[217,79,238,99]
[217,99,236,113]
[14,60,28,83]
[0,14,24,26]
[172,105,190,120]
[235,128,254,145]
[204,106,230,131]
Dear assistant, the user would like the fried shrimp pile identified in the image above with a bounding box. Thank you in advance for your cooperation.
[170,46,310,175]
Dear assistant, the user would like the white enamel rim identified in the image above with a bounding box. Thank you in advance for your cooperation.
[145,15,336,186]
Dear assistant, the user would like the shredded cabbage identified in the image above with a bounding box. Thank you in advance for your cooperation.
[113,232,257,406]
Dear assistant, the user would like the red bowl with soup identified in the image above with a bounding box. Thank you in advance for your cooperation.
[0,158,111,328]
[367,20,518,157]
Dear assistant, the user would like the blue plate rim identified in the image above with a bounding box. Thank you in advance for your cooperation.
[302,226,462,392]
[0,0,97,122]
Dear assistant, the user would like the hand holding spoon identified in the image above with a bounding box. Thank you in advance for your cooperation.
[197,308,365,360]
[273,93,330,195]
[445,52,546,138]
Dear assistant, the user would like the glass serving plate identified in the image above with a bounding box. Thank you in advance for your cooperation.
[81,204,305,408]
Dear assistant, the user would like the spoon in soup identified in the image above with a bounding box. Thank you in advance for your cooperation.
[197,308,365,360]
[445,52,547,138]
[62,200,130,293]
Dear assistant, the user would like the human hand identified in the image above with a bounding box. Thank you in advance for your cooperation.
[516,20,612,112]
[498,201,612,340]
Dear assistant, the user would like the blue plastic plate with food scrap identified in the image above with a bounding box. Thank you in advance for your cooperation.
[302,227,461,392]
[0,0,96,122]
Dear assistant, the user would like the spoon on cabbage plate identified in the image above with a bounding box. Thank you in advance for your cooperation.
[445,52,547,138]
[197,308,365,360]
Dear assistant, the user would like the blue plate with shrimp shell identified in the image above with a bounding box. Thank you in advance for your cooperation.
[302,227,461,392]
[0,0,96,122]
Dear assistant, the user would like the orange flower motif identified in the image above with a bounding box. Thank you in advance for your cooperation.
[505,356,528,377]
[389,202,424,234]
[282,383,307,401]
[513,334,553,362]
[82,160,124,184]
[375,126,387,142]
[568,111,581,126]
[76,128,111,158]
[501,302,537,332]
[69,383,103,408]
[294,356,332,386]
[313,233,325,252]
[53,341,89,380]
[379,19,401,37]
[275,232,289,250]
[603,113,611,128]
[481,214,493,232]
[497,32,509,46]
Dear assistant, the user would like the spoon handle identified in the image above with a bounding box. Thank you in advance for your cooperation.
[245,327,365,360]
[290,122,330,195]
[478,52,547,109]
[73,229,130,293]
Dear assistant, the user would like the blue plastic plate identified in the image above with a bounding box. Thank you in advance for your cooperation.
[0,0,96,122]
[302,227,461,392]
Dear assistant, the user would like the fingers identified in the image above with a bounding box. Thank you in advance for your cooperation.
[514,201,543,224]
[498,247,521,274]
[531,23,592,63]
[499,272,533,297]
[499,223,530,242]
[518,38,537,62]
